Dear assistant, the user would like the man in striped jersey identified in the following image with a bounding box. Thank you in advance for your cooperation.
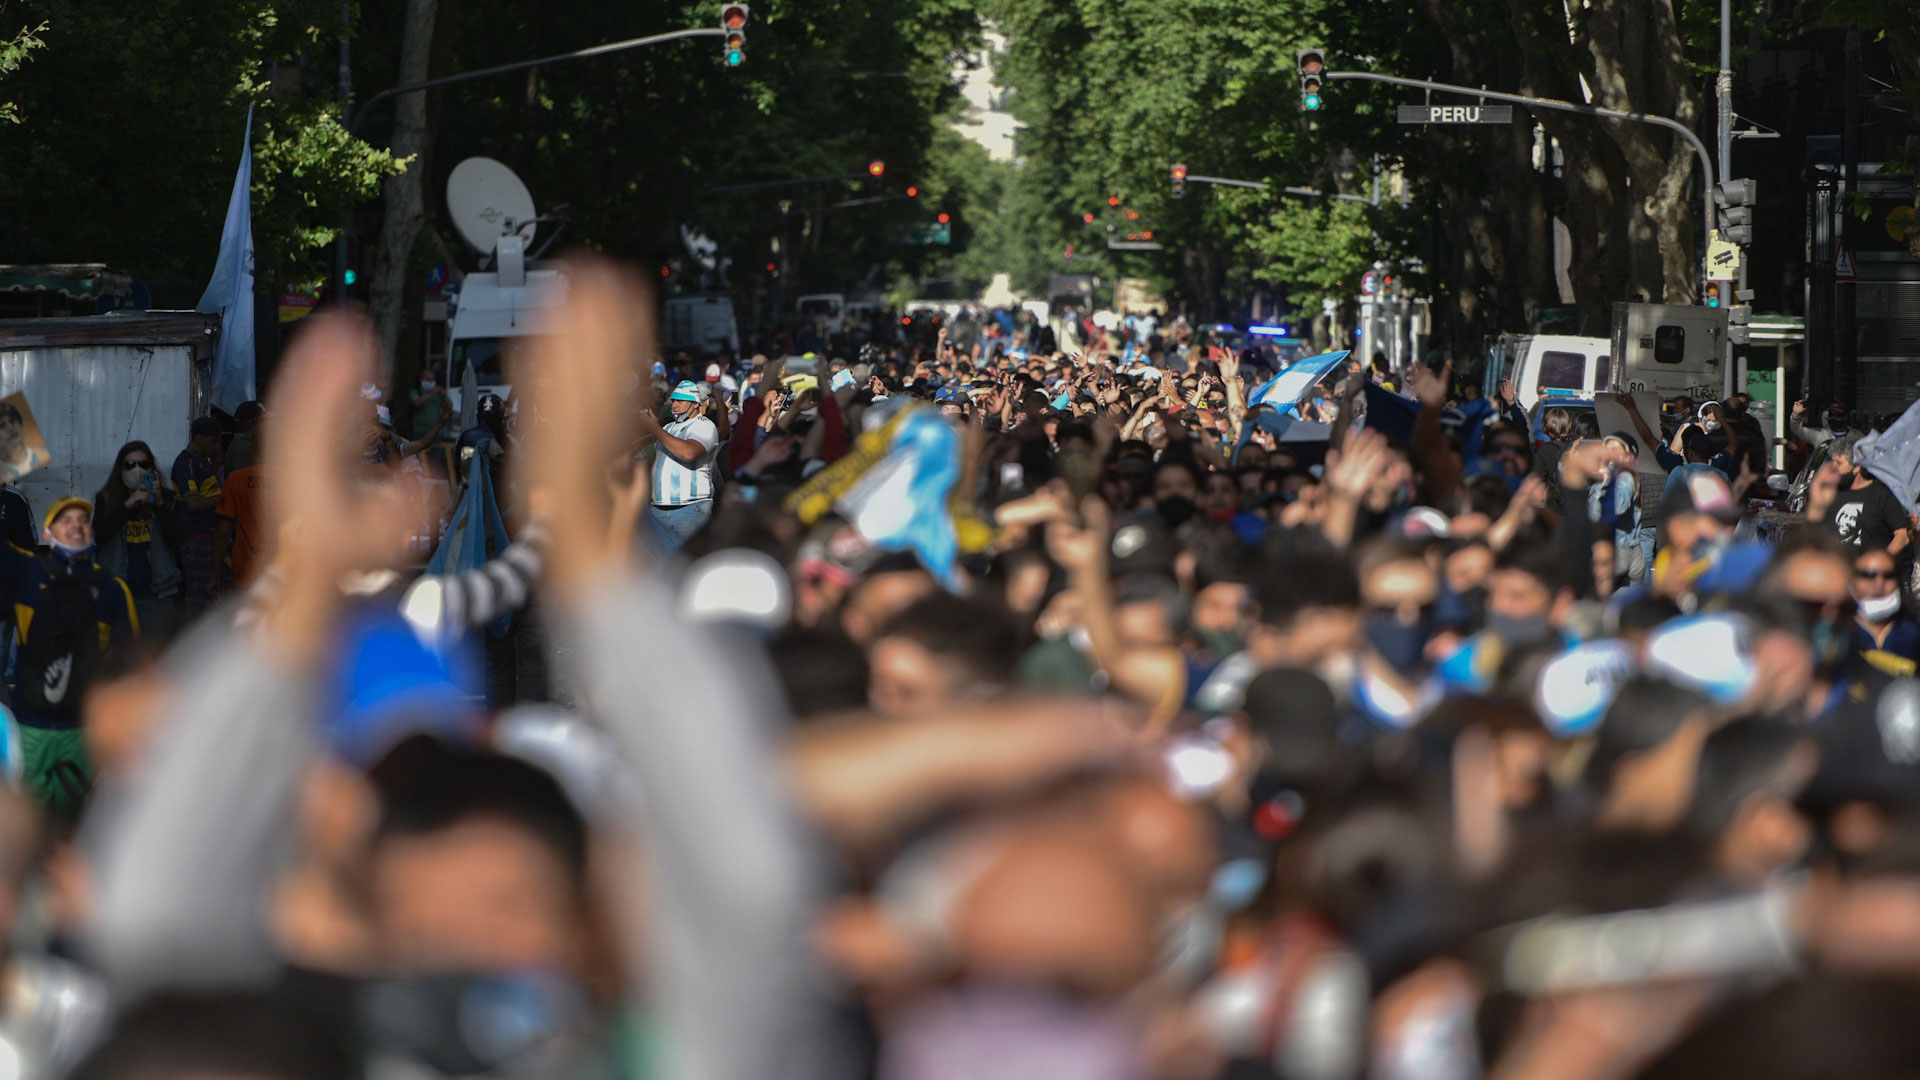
[641,380,720,552]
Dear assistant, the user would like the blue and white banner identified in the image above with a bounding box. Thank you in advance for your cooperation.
[785,404,989,589]
[1245,348,1351,414]
[197,106,256,413]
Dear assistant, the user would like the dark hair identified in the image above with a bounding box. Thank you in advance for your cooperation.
[876,591,1022,685]
[1688,721,1809,844]
[769,627,870,719]
[101,439,168,512]
[1492,540,1571,598]
[1253,537,1361,629]
[1585,677,1713,793]
[369,738,589,888]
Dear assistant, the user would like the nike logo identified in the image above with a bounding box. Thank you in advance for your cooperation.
[43,655,71,705]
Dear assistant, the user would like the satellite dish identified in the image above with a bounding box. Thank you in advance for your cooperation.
[447,157,538,255]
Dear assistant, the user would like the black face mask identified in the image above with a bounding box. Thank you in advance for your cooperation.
[1156,495,1197,529]
[1367,612,1433,671]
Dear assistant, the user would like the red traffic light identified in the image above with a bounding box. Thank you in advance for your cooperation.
[936,212,950,224]
[906,185,918,198]
[659,266,670,277]
[721,4,749,29]
[901,316,912,326]
[765,262,777,273]
[867,160,886,178]
[1082,212,1095,224]
[1107,195,1120,207]
[1170,164,1187,180]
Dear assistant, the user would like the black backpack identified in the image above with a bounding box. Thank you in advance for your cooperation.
[18,558,106,718]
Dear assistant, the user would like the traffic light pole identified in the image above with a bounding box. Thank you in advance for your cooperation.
[1185,173,1377,206]
[332,26,728,301]
[1324,70,1716,276]
[702,172,874,195]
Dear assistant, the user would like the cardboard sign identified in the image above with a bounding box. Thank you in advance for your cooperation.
[0,393,53,484]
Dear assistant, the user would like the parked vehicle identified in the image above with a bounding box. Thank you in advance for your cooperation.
[662,293,741,358]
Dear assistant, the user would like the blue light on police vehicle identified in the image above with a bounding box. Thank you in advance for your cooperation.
[1247,325,1289,337]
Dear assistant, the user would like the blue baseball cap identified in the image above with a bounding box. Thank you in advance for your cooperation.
[326,606,482,768]
[933,386,963,403]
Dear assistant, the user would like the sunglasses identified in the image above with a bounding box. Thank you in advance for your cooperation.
[1855,568,1898,582]
[122,459,153,470]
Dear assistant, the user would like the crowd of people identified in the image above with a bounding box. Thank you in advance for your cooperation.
[0,256,1918,1080]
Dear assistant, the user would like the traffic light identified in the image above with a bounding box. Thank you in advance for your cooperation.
[936,212,950,224]
[720,4,748,66]
[1727,288,1754,344]
[1714,178,1755,245]
[1297,49,1326,111]
[343,267,358,286]
[1705,282,1722,309]
[1171,163,1187,198]
[1107,195,1120,207]
[906,185,918,198]
[1082,212,1096,224]
[867,159,886,178]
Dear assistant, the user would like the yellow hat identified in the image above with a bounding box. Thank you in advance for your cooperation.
[781,373,820,394]
[43,496,92,533]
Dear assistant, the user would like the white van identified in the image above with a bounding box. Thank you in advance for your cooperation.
[662,293,741,358]
[796,293,846,336]
[1491,334,1613,412]
[444,266,569,414]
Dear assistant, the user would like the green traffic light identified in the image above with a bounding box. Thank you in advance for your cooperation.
[1304,93,1322,110]
[726,48,744,66]
[344,269,358,285]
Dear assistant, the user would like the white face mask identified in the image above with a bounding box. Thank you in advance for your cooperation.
[1700,419,1722,433]
[121,466,146,488]
[1859,591,1903,623]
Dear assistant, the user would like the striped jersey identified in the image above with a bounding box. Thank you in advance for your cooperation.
[654,414,719,506]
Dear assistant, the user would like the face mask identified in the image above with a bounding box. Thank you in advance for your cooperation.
[422,378,437,389]
[1859,592,1903,624]
[1690,531,1732,567]
[1368,613,1433,670]
[1485,611,1553,648]
[1156,496,1196,528]
[1700,419,1722,433]
[360,971,593,1079]
[1197,629,1244,660]
[50,540,93,561]
[121,466,146,488]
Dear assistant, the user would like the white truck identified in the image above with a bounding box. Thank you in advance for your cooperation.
[443,266,568,414]
[1486,303,1729,412]
[0,311,218,518]
[662,293,741,358]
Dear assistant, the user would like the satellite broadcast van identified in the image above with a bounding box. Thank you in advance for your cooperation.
[442,157,567,414]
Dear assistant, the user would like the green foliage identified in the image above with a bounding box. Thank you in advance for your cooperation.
[0,0,406,285]
[0,15,47,124]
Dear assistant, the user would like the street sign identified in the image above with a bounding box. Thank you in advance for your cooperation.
[1835,247,1857,284]
[1706,229,1742,282]
[903,222,951,246]
[1397,104,1513,124]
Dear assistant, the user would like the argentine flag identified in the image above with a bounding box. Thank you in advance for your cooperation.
[197,106,257,412]
[1245,348,1351,415]
[785,404,989,589]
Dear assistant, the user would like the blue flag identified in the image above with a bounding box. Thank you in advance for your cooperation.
[197,106,256,413]
[429,440,514,638]
[1245,349,1351,414]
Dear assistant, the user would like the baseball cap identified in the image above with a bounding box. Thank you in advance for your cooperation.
[668,380,704,403]
[325,606,483,768]
[190,416,222,439]
[933,386,963,404]
[1643,613,1757,705]
[705,363,723,383]
[1533,639,1638,737]
[1658,469,1743,525]
[43,496,91,532]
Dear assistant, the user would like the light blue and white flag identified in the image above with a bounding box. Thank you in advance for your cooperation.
[197,106,256,413]
[1245,348,1351,414]
[785,404,990,589]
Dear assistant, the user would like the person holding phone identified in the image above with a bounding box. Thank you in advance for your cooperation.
[93,440,185,640]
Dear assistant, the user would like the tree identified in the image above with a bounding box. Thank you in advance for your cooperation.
[0,1,405,291]
[368,0,441,378]
[0,11,46,124]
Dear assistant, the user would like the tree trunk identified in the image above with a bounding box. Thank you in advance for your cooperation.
[369,0,440,388]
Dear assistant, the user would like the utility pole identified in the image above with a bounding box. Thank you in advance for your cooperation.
[333,0,352,304]
[1837,24,1861,411]
[1717,0,1737,384]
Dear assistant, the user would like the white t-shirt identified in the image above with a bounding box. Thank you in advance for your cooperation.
[654,414,719,506]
